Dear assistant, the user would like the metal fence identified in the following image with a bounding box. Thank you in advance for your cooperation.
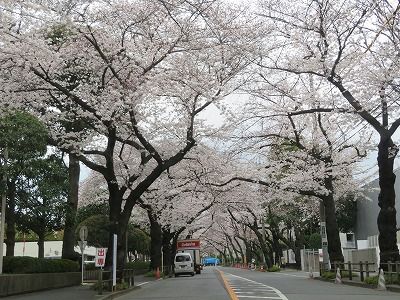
[328,261,400,284]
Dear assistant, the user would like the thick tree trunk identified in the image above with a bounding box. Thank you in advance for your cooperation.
[5,181,16,256]
[377,137,400,264]
[62,154,80,260]
[322,176,344,263]
[294,228,305,269]
[148,213,162,270]
[162,231,173,275]
[38,232,45,258]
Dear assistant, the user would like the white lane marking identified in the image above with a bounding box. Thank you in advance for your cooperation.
[225,273,289,300]
[136,282,149,286]
[239,296,281,299]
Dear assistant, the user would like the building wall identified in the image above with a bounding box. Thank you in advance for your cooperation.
[355,168,400,240]
[2,241,96,258]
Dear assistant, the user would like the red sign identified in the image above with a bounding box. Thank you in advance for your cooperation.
[177,239,201,250]
[95,248,107,267]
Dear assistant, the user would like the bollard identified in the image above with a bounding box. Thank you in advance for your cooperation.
[377,269,386,291]
[359,261,364,282]
[335,268,342,284]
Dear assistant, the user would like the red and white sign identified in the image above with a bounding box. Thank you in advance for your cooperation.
[95,248,107,267]
[177,239,201,250]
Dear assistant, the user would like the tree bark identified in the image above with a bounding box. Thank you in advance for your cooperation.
[62,154,80,260]
[148,213,162,270]
[5,180,16,256]
[322,175,344,264]
[38,232,45,258]
[377,136,400,264]
[162,230,173,274]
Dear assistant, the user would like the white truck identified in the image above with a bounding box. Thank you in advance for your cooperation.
[176,239,202,274]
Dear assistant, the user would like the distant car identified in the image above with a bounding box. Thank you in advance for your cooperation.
[174,253,195,277]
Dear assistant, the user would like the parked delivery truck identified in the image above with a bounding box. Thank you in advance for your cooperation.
[176,239,202,274]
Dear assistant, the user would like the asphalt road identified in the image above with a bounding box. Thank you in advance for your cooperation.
[117,267,230,300]
[221,267,400,300]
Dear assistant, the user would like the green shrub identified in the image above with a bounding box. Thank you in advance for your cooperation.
[364,274,399,285]
[144,270,165,277]
[267,265,280,272]
[3,256,79,274]
[125,261,150,270]
[322,271,336,279]
[364,276,378,285]
[322,270,358,280]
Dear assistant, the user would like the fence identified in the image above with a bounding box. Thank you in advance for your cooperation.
[83,269,135,295]
[327,261,400,284]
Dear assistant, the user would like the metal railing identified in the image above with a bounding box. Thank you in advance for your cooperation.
[322,261,400,284]
[83,269,135,295]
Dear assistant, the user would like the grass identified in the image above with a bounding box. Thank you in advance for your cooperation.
[267,265,281,272]
[322,270,358,280]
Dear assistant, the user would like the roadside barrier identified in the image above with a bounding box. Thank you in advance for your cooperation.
[377,269,386,291]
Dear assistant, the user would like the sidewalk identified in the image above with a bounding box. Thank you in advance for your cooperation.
[3,275,154,300]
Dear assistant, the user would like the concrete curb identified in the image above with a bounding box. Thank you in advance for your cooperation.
[314,277,400,293]
[95,286,141,300]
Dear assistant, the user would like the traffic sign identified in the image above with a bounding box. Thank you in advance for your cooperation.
[79,225,88,241]
[78,240,87,253]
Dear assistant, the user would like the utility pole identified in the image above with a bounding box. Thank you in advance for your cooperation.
[0,147,8,274]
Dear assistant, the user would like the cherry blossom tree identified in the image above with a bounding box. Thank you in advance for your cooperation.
[257,0,400,264]
[0,0,255,268]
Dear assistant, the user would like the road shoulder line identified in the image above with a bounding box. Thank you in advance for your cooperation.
[217,270,239,300]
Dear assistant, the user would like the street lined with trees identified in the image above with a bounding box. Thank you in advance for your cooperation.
[0,0,399,283]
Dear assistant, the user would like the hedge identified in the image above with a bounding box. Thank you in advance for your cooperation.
[3,256,79,274]
[125,261,150,270]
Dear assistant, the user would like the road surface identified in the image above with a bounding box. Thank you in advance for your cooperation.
[119,266,400,300]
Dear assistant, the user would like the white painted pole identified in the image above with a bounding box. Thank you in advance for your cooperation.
[113,234,117,289]
[0,148,8,275]
[81,250,84,284]
[161,246,164,274]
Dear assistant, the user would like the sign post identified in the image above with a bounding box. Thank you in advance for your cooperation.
[79,226,88,284]
[112,234,117,290]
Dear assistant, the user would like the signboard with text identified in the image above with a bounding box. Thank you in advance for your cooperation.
[177,239,201,250]
[95,248,107,267]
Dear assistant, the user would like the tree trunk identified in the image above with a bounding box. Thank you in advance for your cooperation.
[162,230,173,275]
[294,228,305,269]
[377,137,400,264]
[5,180,16,256]
[322,179,344,263]
[62,154,80,260]
[148,213,162,270]
[38,232,45,258]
